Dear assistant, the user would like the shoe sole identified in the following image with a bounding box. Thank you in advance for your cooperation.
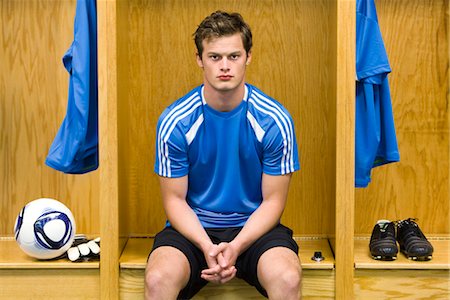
[371,255,397,261]
[404,254,433,261]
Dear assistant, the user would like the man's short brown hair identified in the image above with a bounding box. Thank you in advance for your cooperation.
[193,11,252,58]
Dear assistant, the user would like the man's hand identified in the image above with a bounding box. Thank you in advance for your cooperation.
[201,243,237,284]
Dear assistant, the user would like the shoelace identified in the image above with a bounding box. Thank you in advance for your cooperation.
[378,222,392,238]
[394,217,417,227]
[394,218,424,238]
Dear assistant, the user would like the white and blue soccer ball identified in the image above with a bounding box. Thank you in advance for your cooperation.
[14,198,76,260]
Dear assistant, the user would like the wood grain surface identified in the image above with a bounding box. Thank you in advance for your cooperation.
[0,269,100,299]
[0,0,99,236]
[355,0,449,235]
[355,269,450,299]
[120,269,335,300]
[116,0,337,237]
[334,0,357,298]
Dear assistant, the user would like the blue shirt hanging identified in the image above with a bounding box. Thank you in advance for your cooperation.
[355,0,400,187]
[46,0,98,174]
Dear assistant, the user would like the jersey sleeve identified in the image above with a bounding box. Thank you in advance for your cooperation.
[356,1,391,80]
[262,109,300,175]
[154,110,189,178]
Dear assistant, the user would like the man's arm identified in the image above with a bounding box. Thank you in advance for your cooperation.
[159,176,236,282]
[159,176,212,252]
[231,173,292,253]
[202,173,292,278]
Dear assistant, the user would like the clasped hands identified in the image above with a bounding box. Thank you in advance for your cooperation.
[201,242,239,284]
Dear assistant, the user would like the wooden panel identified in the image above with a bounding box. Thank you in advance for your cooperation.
[196,270,335,299]
[0,0,99,236]
[97,1,120,299]
[355,0,449,234]
[355,269,450,299]
[119,0,336,236]
[334,0,356,299]
[0,269,100,299]
[120,269,334,300]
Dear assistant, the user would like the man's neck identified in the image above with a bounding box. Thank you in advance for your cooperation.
[203,84,245,112]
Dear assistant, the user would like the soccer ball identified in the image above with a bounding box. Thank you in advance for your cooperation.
[14,198,76,260]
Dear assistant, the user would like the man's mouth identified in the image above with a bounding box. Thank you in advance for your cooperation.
[218,75,233,80]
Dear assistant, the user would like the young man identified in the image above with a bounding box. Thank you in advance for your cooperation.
[145,11,301,300]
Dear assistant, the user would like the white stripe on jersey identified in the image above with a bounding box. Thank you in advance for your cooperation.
[249,92,294,174]
[247,111,265,142]
[185,114,204,145]
[157,92,201,177]
[252,90,295,173]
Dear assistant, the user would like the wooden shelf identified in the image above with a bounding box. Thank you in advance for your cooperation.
[0,237,100,299]
[296,237,335,269]
[120,236,335,270]
[119,237,154,269]
[354,237,450,270]
[0,238,99,269]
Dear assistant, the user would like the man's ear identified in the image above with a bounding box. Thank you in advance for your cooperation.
[246,50,252,65]
[196,53,204,68]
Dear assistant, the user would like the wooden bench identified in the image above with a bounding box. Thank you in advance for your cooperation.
[119,237,335,299]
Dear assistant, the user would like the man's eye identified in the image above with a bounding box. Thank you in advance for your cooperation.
[210,55,220,61]
[230,55,240,60]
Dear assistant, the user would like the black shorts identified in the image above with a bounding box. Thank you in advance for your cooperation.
[150,223,299,299]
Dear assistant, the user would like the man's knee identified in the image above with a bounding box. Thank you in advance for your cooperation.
[144,247,190,298]
[258,247,302,298]
[266,265,301,299]
[145,267,165,292]
[278,265,302,291]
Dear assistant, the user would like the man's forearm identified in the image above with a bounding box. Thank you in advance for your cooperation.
[230,198,285,254]
[164,199,213,252]
[230,173,291,255]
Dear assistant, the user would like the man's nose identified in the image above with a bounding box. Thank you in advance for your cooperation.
[220,58,230,71]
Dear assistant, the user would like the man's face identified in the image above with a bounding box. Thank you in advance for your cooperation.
[197,33,251,93]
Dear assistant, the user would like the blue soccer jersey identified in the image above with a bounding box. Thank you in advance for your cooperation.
[355,0,400,187]
[46,0,98,174]
[155,84,300,228]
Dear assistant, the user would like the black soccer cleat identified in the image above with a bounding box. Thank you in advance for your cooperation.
[396,218,433,261]
[369,220,398,261]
